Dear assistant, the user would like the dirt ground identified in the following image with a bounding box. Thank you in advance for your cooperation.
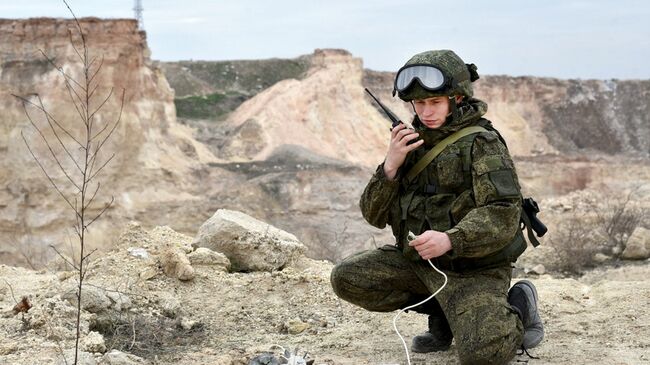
[1,226,649,365]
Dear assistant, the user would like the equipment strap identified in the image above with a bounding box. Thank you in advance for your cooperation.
[520,212,542,247]
[405,126,488,183]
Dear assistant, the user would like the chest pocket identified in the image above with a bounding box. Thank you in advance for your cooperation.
[431,144,468,193]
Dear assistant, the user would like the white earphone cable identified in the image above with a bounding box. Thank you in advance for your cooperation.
[392,258,448,365]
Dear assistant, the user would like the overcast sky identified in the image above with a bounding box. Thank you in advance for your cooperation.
[2,0,649,79]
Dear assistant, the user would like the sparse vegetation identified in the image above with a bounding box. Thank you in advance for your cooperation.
[12,2,124,363]
[163,57,312,120]
[548,188,648,275]
[174,91,246,119]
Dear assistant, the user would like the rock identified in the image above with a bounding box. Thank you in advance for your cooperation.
[100,350,147,365]
[193,209,306,272]
[139,266,158,281]
[621,227,650,260]
[161,295,181,319]
[249,353,281,365]
[159,248,195,281]
[58,350,97,365]
[127,247,149,260]
[179,317,201,331]
[593,253,611,263]
[58,271,76,281]
[529,264,546,275]
[0,342,18,355]
[83,331,107,354]
[63,285,112,313]
[284,318,309,334]
[46,325,74,341]
[106,291,132,311]
[187,247,231,271]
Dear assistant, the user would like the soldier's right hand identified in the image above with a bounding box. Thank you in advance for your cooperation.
[383,123,423,180]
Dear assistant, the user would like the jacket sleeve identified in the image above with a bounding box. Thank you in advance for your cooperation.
[359,163,400,229]
[445,132,522,259]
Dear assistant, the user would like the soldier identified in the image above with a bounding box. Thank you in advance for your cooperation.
[330,50,544,364]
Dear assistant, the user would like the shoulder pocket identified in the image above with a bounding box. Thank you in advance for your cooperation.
[473,155,520,203]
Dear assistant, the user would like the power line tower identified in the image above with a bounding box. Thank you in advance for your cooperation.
[133,0,144,30]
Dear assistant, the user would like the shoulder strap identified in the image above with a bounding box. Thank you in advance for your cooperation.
[405,126,488,183]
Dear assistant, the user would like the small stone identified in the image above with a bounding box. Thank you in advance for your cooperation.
[127,247,149,260]
[593,253,610,263]
[529,264,546,275]
[161,296,181,319]
[83,331,107,354]
[58,271,76,281]
[139,267,158,281]
[179,317,200,330]
[0,342,18,355]
[285,319,309,334]
[159,248,195,281]
[100,349,147,364]
[47,325,74,341]
[58,350,97,365]
[187,247,231,271]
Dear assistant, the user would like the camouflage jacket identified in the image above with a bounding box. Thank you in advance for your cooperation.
[360,98,525,270]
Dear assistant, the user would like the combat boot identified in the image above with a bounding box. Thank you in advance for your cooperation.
[508,280,544,349]
[411,314,453,353]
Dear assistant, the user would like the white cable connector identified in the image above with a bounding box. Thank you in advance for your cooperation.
[392,232,449,365]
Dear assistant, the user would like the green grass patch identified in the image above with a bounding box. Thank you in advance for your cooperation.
[175,92,244,119]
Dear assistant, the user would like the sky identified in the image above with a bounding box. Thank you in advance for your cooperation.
[1,0,649,80]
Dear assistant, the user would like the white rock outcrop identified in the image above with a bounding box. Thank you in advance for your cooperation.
[192,209,305,272]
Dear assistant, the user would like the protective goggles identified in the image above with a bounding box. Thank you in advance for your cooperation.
[393,64,447,93]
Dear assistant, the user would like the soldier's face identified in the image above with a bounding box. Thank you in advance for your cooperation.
[412,96,451,129]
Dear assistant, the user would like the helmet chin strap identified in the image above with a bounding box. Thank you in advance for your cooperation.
[447,96,460,123]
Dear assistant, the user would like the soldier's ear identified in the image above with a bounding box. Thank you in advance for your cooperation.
[455,95,464,103]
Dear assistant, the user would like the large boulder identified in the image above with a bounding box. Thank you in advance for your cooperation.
[621,227,650,260]
[192,209,306,272]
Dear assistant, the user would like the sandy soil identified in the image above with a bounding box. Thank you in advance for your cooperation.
[1,226,649,365]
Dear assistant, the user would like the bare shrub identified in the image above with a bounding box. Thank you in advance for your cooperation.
[548,187,648,275]
[548,213,608,275]
[595,187,648,253]
[12,2,125,363]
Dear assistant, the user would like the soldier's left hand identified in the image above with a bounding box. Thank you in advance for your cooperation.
[408,230,452,260]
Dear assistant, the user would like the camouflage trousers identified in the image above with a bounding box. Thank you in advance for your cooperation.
[330,245,524,365]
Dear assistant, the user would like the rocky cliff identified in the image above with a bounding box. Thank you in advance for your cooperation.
[158,50,650,263]
[0,18,217,265]
[2,18,649,268]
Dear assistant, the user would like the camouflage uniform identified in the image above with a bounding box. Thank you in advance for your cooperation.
[331,51,526,364]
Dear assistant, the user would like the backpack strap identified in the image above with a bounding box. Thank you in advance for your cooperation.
[405,126,488,183]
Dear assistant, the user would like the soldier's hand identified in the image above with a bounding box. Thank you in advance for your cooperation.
[383,123,423,180]
[408,230,452,260]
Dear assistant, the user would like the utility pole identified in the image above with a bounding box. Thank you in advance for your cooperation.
[133,0,144,30]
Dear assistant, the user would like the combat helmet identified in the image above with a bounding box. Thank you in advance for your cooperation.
[393,50,479,101]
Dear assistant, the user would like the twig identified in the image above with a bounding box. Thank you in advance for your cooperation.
[18,98,81,192]
[21,131,81,219]
[86,196,115,228]
[3,279,18,305]
[49,245,79,271]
